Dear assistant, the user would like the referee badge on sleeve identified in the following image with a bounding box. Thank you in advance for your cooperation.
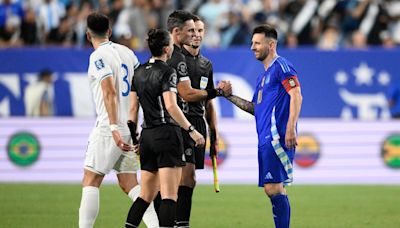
[200,76,208,90]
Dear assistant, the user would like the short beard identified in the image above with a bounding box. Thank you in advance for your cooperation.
[191,44,200,49]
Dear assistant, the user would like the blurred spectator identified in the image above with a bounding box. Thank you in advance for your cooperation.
[318,22,341,50]
[36,0,66,43]
[220,10,250,48]
[47,16,76,46]
[20,7,37,45]
[386,81,400,119]
[24,69,54,117]
[198,0,229,47]
[0,0,24,47]
[348,30,368,49]
[0,0,400,49]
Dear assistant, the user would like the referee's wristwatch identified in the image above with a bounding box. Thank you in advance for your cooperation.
[187,125,195,133]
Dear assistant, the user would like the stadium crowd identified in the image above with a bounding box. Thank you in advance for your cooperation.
[1,0,399,50]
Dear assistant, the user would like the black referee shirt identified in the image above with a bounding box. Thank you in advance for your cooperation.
[131,59,179,128]
[182,46,214,117]
[167,44,189,112]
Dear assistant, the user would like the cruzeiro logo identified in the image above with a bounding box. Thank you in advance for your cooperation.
[381,134,400,169]
[334,62,391,120]
[7,132,40,167]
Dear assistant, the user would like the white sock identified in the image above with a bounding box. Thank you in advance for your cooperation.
[79,186,100,228]
[128,185,160,228]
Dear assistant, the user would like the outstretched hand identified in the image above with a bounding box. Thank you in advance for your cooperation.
[217,80,232,97]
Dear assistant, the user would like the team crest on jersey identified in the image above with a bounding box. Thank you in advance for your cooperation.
[177,61,187,76]
[95,59,105,70]
[200,76,208,90]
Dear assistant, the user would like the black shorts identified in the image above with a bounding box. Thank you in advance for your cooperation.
[140,125,185,172]
[182,116,207,169]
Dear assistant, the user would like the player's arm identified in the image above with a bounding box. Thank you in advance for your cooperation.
[205,99,219,156]
[284,78,303,149]
[128,91,139,144]
[226,95,255,115]
[163,69,204,146]
[101,75,131,151]
[177,80,212,102]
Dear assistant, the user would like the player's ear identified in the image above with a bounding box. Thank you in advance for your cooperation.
[107,28,112,38]
[86,30,91,42]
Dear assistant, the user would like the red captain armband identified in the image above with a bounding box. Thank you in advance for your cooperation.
[282,76,300,92]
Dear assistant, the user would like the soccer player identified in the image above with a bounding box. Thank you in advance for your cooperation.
[174,15,220,228]
[223,24,303,228]
[78,12,158,228]
[125,28,205,228]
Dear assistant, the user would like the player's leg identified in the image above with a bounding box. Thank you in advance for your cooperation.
[125,170,159,228]
[159,167,182,228]
[79,169,105,228]
[176,163,196,228]
[259,142,293,228]
[80,130,119,228]
[118,173,159,228]
[176,117,205,228]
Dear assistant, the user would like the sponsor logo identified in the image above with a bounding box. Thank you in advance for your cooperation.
[265,172,273,180]
[7,132,40,167]
[294,134,320,168]
[200,76,208,90]
[381,134,400,169]
[204,134,228,167]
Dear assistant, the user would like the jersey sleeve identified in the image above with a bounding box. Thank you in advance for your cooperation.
[131,67,140,92]
[276,58,300,92]
[162,68,178,93]
[171,53,190,83]
[90,51,113,82]
[132,52,140,71]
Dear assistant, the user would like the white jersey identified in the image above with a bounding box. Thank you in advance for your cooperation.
[88,41,139,136]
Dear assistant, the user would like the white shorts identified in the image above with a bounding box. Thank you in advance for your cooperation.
[84,129,140,175]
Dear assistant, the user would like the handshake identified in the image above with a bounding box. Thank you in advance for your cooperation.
[216,80,232,97]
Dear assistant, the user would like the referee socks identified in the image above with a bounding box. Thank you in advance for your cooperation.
[125,197,150,228]
[270,194,291,228]
[176,186,194,227]
[159,199,177,228]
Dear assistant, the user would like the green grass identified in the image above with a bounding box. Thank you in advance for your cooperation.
[0,184,399,227]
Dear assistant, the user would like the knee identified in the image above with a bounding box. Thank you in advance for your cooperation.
[264,184,283,198]
[119,182,132,194]
[180,174,196,188]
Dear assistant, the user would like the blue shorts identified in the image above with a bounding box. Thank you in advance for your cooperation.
[258,140,295,187]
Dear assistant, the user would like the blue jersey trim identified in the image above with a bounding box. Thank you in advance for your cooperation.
[277,57,290,73]
[271,140,293,185]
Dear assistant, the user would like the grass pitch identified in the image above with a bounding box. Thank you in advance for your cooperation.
[0,184,399,227]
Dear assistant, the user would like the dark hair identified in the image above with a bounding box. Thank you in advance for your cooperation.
[252,24,278,40]
[87,12,110,37]
[167,10,194,32]
[192,14,202,22]
[38,69,53,80]
[147,29,171,57]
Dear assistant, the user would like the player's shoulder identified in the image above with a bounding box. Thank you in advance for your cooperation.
[274,56,295,73]
[199,53,212,66]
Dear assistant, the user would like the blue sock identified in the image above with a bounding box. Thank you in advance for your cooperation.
[270,194,291,228]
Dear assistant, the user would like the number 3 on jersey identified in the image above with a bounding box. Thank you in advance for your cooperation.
[121,63,130,96]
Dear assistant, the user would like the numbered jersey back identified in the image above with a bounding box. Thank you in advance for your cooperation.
[88,41,139,135]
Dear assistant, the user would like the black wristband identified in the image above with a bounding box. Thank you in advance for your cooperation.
[206,88,217,100]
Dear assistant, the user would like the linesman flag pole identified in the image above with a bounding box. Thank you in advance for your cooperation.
[212,155,220,193]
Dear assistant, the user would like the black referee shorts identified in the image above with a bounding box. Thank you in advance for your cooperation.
[139,125,185,172]
[181,116,207,169]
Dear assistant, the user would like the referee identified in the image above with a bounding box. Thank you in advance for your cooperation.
[175,15,221,228]
[125,29,204,228]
